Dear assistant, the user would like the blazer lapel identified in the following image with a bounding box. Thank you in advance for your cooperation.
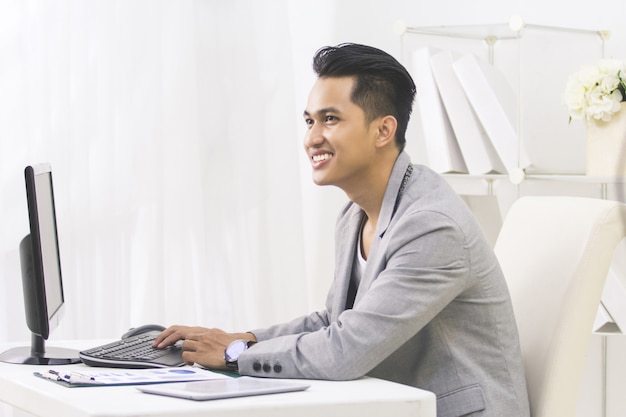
[330,206,363,321]
[353,151,412,306]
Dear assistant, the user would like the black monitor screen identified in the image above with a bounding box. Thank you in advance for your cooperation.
[32,170,64,323]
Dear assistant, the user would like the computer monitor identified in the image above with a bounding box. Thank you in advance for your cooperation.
[0,163,80,365]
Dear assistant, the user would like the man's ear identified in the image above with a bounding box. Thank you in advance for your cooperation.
[375,115,398,149]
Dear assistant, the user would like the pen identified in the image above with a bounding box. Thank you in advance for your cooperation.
[44,369,98,384]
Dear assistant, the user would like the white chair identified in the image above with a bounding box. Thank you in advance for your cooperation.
[494,196,626,417]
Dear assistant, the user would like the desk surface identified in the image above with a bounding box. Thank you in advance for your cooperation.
[0,340,436,417]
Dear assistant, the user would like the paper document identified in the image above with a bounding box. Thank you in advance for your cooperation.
[34,366,229,387]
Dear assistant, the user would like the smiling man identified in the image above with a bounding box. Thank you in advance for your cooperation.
[154,43,530,417]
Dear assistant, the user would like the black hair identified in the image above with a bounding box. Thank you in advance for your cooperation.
[312,43,416,151]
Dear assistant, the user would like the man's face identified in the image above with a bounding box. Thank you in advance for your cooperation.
[303,76,379,190]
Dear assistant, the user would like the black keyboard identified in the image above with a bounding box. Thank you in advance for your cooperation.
[79,330,184,369]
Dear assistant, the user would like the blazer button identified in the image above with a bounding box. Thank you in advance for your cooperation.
[262,363,272,373]
[253,362,262,372]
[273,363,282,373]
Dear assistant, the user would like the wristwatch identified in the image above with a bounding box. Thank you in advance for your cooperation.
[225,339,256,370]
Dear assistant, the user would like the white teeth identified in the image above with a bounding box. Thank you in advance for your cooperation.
[313,153,332,162]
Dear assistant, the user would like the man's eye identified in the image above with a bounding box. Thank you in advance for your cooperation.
[324,115,338,123]
[304,118,314,127]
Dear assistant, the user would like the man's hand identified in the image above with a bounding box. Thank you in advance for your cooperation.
[152,325,208,349]
[152,325,256,370]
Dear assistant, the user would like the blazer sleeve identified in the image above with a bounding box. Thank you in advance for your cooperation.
[250,309,331,341]
[238,209,472,380]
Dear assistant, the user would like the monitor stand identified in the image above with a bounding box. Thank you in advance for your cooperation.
[0,333,80,365]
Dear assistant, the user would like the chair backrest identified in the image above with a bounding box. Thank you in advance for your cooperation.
[494,196,626,417]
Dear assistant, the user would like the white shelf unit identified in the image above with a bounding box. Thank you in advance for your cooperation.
[398,18,610,176]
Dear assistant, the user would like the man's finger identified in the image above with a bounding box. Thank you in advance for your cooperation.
[181,351,196,366]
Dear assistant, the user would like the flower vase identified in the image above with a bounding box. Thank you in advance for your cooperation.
[585,102,626,176]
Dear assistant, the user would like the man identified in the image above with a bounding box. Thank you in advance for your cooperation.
[154,43,530,417]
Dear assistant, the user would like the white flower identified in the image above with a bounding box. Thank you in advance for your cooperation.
[565,59,626,122]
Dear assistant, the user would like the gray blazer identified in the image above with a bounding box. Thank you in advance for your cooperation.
[240,151,530,417]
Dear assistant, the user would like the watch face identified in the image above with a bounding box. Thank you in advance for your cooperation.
[225,340,248,362]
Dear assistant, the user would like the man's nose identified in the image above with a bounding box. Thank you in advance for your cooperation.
[304,125,324,148]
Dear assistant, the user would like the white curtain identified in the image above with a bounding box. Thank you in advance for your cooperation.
[0,0,334,344]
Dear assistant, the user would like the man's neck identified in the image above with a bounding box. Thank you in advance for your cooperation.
[345,150,399,229]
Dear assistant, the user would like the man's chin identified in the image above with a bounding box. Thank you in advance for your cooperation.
[311,175,332,187]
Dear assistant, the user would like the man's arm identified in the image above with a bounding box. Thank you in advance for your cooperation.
[151,310,332,369]
[250,309,331,341]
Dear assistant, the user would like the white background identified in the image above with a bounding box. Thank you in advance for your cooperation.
[1,1,626,416]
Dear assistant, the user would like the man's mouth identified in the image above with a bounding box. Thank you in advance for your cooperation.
[312,153,333,162]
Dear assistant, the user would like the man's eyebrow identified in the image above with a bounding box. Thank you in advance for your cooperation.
[303,107,341,117]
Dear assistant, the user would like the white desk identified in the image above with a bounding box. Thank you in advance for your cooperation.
[0,340,436,417]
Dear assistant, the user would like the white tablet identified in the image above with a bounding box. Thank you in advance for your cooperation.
[137,376,310,401]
